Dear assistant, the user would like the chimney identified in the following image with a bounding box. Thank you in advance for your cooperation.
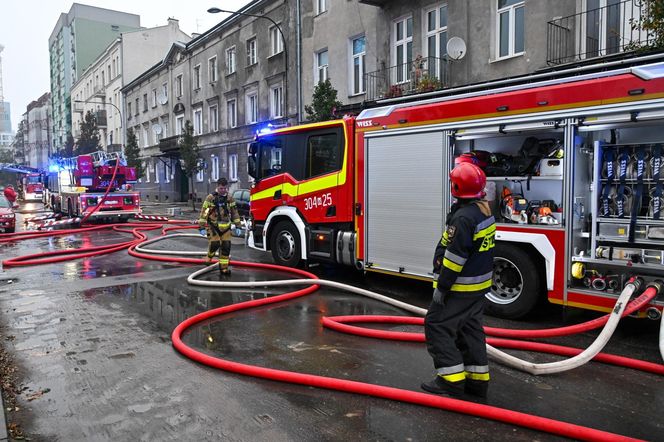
[168,17,179,28]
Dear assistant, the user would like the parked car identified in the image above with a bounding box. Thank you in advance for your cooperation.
[0,195,17,233]
[231,189,250,219]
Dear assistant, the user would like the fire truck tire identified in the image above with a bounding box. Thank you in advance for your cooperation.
[270,221,301,267]
[485,244,542,319]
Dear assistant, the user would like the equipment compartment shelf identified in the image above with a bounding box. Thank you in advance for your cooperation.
[597,217,664,226]
[486,176,563,181]
[572,256,664,270]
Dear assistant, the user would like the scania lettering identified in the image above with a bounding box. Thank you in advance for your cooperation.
[247,55,664,319]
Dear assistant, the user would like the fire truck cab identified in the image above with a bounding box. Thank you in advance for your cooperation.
[248,56,664,319]
[21,173,44,201]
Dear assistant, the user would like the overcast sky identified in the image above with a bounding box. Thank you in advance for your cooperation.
[0,0,251,132]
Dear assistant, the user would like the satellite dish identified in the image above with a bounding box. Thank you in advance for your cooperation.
[446,37,467,60]
[152,124,162,135]
[157,92,168,105]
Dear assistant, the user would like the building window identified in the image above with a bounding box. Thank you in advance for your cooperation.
[394,16,413,83]
[135,128,140,147]
[226,47,236,74]
[164,161,171,184]
[209,56,217,82]
[246,38,257,66]
[196,166,204,182]
[316,50,328,84]
[497,0,524,58]
[229,153,238,182]
[425,4,448,80]
[269,25,284,56]
[143,126,149,147]
[194,64,201,89]
[162,119,169,137]
[143,94,148,112]
[193,108,203,134]
[351,37,366,94]
[227,99,237,128]
[152,121,159,144]
[127,102,132,120]
[108,65,111,82]
[315,0,327,15]
[154,159,160,184]
[212,156,220,181]
[176,115,184,135]
[209,104,218,132]
[151,89,157,108]
[270,85,283,119]
[101,71,105,86]
[135,98,139,115]
[176,74,183,97]
[246,92,258,124]
[162,82,168,103]
[145,160,151,183]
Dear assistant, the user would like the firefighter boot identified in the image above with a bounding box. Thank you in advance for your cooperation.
[464,379,489,401]
[421,376,465,397]
[219,257,231,277]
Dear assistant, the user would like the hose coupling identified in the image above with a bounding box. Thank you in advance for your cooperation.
[645,279,664,296]
[627,276,645,293]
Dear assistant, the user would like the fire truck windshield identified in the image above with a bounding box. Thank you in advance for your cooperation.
[255,138,283,180]
[26,175,41,184]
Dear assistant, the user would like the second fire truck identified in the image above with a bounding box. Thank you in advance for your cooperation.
[44,151,141,220]
[247,55,664,319]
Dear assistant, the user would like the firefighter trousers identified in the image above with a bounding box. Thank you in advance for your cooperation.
[206,226,232,271]
[424,292,489,384]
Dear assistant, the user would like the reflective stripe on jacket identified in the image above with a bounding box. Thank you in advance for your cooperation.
[433,200,495,296]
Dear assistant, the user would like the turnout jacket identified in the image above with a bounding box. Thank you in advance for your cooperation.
[433,200,496,297]
[198,192,241,232]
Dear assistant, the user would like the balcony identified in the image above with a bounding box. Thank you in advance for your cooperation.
[159,135,182,154]
[363,56,449,102]
[547,0,653,65]
[93,85,106,97]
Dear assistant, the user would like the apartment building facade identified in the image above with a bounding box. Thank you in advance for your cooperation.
[124,0,653,203]
[49,3,140,154]
[24,93,52,170]
[70,19,189,154]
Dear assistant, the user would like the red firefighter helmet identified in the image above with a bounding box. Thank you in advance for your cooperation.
[450,162,486,199]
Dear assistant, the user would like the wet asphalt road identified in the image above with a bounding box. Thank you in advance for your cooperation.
[0,202,662,441]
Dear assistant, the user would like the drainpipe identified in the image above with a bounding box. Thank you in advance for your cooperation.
[296,0,302,123]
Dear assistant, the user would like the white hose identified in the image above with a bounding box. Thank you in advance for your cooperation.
[139,233,643,376]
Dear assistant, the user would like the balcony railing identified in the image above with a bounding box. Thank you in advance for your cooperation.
[547,0,654,65]
[364,56,449,102]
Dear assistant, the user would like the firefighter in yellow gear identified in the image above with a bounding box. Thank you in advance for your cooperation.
[198,177,241,275]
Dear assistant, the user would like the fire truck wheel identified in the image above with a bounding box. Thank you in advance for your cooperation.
[270,221,301,267]
[485,244,542,319]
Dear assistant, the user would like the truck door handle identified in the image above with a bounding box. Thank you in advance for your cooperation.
[274,190,282,200]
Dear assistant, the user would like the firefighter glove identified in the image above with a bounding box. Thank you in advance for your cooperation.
[199,228,207,236]
[432,288,446,305]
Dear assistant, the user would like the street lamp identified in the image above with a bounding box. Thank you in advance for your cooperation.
[207,6,289,122]
[73,99,123,150]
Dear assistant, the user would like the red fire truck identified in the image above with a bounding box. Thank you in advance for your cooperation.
[44,151,141,220]
[247,55,664,319]
[21,173,45,201]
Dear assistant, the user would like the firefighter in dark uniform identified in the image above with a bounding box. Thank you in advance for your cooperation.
[421,162,495,399]
[198,177,241,275]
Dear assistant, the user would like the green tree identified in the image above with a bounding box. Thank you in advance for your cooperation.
[0,149,13,163]
[61,132,75,158]
[304,79,343,122]
[177,120,201,210]
[124,128,144,179]
[76,110,101,155]
[628,0,664,50]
